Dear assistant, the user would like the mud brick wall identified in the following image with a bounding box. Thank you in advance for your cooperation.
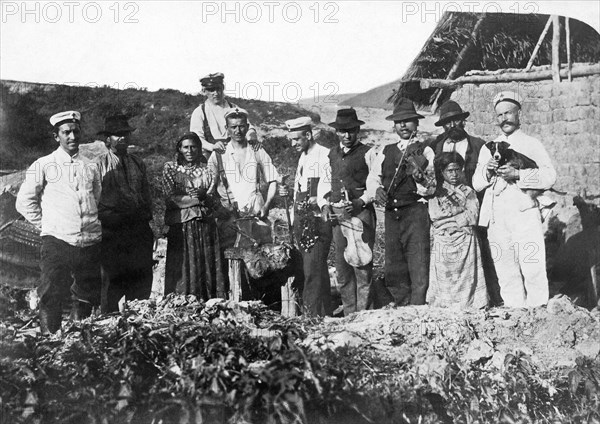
[449,74,600,211]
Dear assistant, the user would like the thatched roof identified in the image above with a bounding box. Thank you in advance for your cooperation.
[391,12,600,108]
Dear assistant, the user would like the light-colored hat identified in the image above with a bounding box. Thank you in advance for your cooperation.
[493,91,522,108]
[200,72,225,88]
[285,116,312,132]
[49,110,81,127]
[224,107,249,120]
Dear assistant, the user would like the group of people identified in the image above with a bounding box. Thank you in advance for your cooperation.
[16,71,557,334]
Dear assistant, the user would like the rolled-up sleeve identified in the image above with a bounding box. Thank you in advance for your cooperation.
[366,150,385,200]
[473,146,493,193]
[316,150,331,210]
[415,146,436,197]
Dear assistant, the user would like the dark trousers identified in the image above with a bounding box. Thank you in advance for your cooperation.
[295,218,332,317]
[39,236,102,310]
[332,209,375,315]
[101,223,154,312]
[384,203,430,305]
[477,226,503,306]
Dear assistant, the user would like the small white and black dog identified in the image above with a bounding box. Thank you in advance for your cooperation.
[485,140,565,219]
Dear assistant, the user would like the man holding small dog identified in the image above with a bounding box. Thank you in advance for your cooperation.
[473,91,557,308]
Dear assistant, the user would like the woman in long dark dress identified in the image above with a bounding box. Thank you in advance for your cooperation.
[162,132,226,299]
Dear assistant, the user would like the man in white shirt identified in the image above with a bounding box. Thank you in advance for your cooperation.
[473,91,557,308]
[366,98,436,306]
[16,111,103,334]
[279,116,332,316]
[190,72,258,159]
[207,107,279,248]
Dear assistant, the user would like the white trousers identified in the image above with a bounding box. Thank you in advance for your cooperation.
[487,188,549,308]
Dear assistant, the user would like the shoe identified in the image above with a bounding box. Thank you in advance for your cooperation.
[39,303,61,335]
[70,300,93,321]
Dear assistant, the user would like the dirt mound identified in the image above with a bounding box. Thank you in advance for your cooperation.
[302,295,600,370]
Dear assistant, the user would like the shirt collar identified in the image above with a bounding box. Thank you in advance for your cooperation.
[445,137,467,144]
[55,146,79,162]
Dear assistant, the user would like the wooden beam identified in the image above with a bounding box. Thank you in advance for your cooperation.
[552,15,561,83]
[525,16,553,72]
[431,15,486,113]
[415,63,600,88]
[566,17,572,82]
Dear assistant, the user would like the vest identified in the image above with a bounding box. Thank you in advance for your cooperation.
[381,142,427,208]
[328,143,371,203]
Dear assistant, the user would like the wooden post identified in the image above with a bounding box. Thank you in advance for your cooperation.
[552,15,561,83]
[431,15,485,114]
[525,16,553,72]
[566,17,572,82]
[228,259,242,302]
[280,277,298,317]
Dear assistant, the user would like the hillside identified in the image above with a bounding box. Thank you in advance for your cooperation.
[0,80,339,232]
[339,80,399,110]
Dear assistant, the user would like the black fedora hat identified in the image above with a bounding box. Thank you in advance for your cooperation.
[97,114,136,136]
[329,108,365,130]
[385,98,424,122]
[434,100,470,126]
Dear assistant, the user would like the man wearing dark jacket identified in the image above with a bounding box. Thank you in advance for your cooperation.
[96,115,154,312]
[429,100,485,190]
[367,98,436,306]
[430,100,502,306]
[324,108,375,315]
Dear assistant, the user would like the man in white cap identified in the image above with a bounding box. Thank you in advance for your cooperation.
[473,91,557,308]
[190,72,258,159]
[279,116,332,316]
[207,107,279,248]
[16,111,103,334]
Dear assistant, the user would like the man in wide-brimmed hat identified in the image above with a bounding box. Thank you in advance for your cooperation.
[323,108,376,315]
[190,72,258,159]
[430,100,486,189]
[473,91,557,308]
[430,100,502,306]
[96,114,154,312]
[278,115,332,316]
[17,111,103,334]
[366,98,436,306]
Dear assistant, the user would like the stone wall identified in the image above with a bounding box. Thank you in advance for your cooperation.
[449,74,600,213]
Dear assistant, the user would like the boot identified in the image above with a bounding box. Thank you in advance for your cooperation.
[39,303,61,335]
[70,300,93,321]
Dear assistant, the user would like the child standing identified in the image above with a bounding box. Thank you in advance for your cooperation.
[427,152,488,309]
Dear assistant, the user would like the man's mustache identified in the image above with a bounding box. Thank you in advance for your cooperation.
[500,120,516,127]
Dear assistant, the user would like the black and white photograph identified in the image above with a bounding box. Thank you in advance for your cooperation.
[1,1,599,422]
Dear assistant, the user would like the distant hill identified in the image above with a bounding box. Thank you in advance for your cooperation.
[0,79,338,231]
[298,92,359,107]
[339,80,400,110]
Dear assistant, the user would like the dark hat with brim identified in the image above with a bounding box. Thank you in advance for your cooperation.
[97,114,135,136]
[385,98,424,122]
[328,108,365,130]
[434,100,470,126]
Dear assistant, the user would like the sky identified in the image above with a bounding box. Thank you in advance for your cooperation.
[1,1,599,103]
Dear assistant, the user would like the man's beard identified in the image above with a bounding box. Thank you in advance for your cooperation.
[447,127,467,141]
